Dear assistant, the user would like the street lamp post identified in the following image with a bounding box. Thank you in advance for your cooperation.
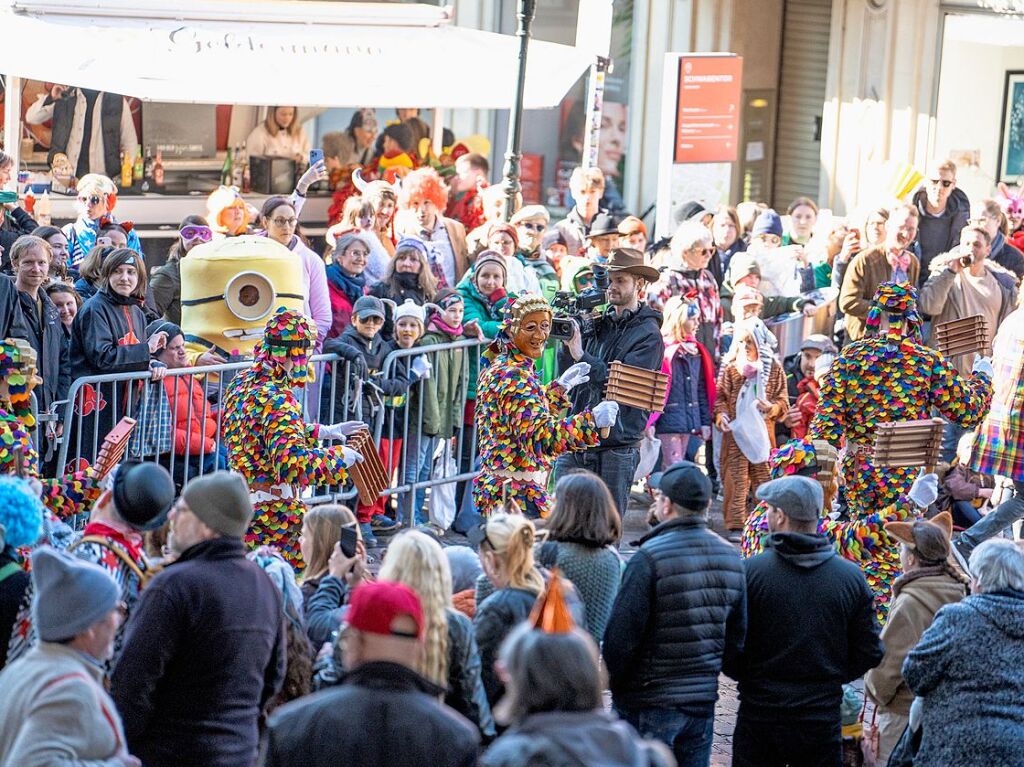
[500,0,537,223]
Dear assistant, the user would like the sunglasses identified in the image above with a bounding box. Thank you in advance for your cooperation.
[78,195,102,206]
[180,225,212,242]
[929,178,953,188]
[519,222,545,231]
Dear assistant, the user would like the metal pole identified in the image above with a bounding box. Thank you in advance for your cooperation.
[3,76,23,182]
[580,56,611,171]
[499,0,537,223]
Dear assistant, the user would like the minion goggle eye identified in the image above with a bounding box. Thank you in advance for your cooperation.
[182,272,304,322]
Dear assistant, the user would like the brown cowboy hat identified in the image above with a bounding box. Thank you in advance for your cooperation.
[605,247,661,282]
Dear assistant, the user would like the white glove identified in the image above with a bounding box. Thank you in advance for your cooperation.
[592,400,619,429]
[319,421,366,440]
[341,446,364,468]
[972,356,994,379]
[296,159,328,195]
[411,356,432,380]
[908,472,939,509]
[557,362,591,392]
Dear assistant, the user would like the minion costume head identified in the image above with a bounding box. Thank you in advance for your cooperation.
[180,235,306,358]
[256,309,316,387]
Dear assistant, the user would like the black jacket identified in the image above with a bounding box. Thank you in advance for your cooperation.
[69,287,150,379]
[260,661,479,767]
[603,516,746,711]
[723,532,884,722]
[558,304,664,449]
[111,537,287,767]
[16,288,70,412]
[474,586,539,706]
[0,547,29,670]
[0,277,29,344]
[913,186,971,278]
[48,89,126,178]
[0,208,38,274]
[368,278,428,339]
[447,607,497,740]
[322,324,413,421]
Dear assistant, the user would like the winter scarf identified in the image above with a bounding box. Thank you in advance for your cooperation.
[326,264,367,306]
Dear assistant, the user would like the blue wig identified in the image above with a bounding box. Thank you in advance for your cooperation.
[0,476,43,549]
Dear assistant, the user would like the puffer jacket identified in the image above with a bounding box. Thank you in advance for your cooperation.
[603,516,746,710]
[447,608,497,741]
[473,586,539,707]
[557,304,664,450]
[163,374,217,455]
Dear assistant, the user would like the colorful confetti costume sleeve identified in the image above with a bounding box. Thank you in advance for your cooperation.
[222,310,350,568]
[810,335,991,515]
[473,347,598,517]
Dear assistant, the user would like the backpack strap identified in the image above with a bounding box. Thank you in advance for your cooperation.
[0,561,22,584]
[69,535,150,588]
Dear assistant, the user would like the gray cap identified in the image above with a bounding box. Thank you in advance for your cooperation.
[31,547,120,642]
[800,334,837,354]
[755,476,823,522]
[181,471,254,538]
[352,295,385,320]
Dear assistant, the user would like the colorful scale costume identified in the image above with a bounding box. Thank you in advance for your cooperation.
[809,283,991,515]
[740,439,920,623]
[223,310,351,566]
[0,340,100,528]
[798,283,992,621]
[473,296,599,517]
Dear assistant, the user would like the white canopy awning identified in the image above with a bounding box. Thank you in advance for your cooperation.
[0,0,610,110]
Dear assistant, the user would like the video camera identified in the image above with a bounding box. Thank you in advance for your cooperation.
[550,264,609,341]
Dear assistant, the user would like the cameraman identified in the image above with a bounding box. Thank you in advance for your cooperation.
[554,248,664,515]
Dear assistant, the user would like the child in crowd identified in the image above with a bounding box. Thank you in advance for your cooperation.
[791,352,834,440]
[937,431,997,529]
[650,296,716,465]
[322,295,422,545]
[715,321,787,533]
[541,229,570,280]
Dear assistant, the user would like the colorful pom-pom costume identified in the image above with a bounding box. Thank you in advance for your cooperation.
[740,438,920,623]
[473,295,599,517]
[223,310,351,566]
[0,339,100,527]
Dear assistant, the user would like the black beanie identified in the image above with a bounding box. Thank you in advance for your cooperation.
[112,461,176,531]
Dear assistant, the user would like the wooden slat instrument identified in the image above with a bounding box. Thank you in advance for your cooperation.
[871,418,945,474]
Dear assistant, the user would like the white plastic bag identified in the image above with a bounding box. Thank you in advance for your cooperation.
[428,439,459,530]
[730,379,771,464]
[634,431,662,482]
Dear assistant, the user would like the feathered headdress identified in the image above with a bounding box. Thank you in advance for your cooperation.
[528,568,575,634]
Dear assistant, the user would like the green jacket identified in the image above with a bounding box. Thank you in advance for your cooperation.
[456,273,508,400]
[420,326,467,439]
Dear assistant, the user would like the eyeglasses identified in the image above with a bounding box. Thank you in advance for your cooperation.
[78,195,102,206]
[180,225,212,242]
[692,246,715,255]
[271,217,298,228]
[929,178,953,188]
[345,249,369,260]
[519,222,545,232]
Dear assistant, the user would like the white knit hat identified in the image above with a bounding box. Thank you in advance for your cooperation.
[393,299,427,327]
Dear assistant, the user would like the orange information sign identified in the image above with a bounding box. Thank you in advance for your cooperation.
[674,55,743,164]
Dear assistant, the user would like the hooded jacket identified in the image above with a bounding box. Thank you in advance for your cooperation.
[903,591,1024,766]
[481,710,670,767]
[15,287,69,412]
[69,287,151,378]
[912,186,971,276]
[724,532,883,722]
[864,567,966,715]
[557,304,664,450]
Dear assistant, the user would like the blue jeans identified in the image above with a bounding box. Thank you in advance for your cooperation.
[939,418,970,464]
[960,479,1024,554]
[554,446,640,518]
[399,434,437,525]
[615,705,714,767]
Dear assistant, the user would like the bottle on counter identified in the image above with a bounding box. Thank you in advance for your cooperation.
[153,150,165,187]
[231,143,244,189]
[120,151,133,189]
[132,144,144,183]
[240,141,251,194]
[35,192,52,226]
[221,147,234,187]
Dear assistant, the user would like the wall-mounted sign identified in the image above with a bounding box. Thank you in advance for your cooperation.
[674,55,743,164]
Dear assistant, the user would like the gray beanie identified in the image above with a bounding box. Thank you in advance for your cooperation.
[181,471,254,537]
[31,547,120,642]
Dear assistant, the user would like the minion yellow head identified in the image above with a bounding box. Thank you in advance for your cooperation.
[180,235,306,358]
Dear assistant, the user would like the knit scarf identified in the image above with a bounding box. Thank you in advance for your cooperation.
[429,315,463,337]
[395,272,420,290]
[678,334,699,356]
[326,263,367,305]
